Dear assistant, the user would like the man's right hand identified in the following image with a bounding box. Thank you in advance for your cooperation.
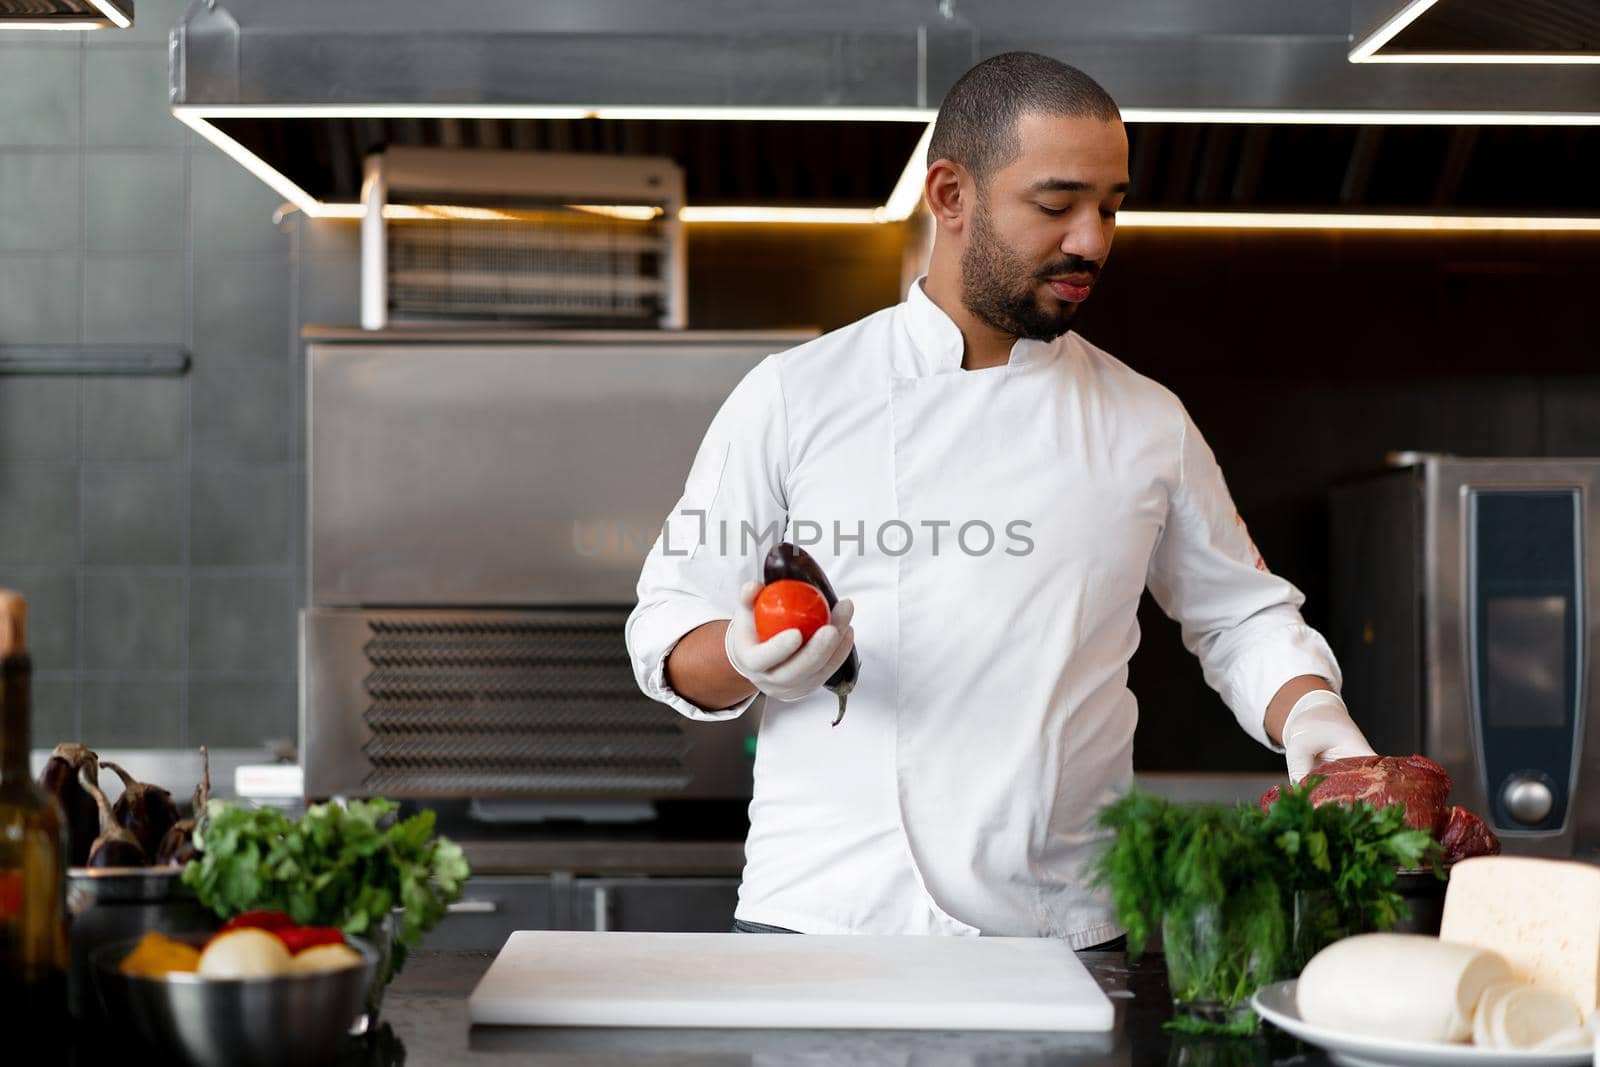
[725,580,856,702]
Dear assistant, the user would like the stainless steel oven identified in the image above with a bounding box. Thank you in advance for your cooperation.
[1330,455,1600,856]
[299,329,811,805]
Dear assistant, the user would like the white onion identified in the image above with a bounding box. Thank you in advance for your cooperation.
[196,928,292,979]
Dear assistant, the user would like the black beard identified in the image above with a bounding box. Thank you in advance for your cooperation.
[959,201,1091,343]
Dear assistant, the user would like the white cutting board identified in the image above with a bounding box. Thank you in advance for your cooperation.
[468,930,1115,1031]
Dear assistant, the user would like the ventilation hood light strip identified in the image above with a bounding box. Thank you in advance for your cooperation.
[178,104,1600,127]
[1345,0,1600,65]
[174,104,936,123]
[85,0,131,29]
[2,0,132,30]
[1,20,111,29]
[174,107,1600,232]
[880,123,935,222]
[1349,0,1442,63]
[301,201,1600,232]
[174,109,319,216]
[568,204,665,221]
[1115,211,1600,232]
[679,206,885,225]
[1358,53,1600,64]
[1120,108,1600,125]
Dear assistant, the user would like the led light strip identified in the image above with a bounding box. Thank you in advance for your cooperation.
[173,106,1600,231]
[568,204,665,221]
[1,20,109,29]
[299,204,1600,231]
[1358,53,1600,65]
[1119,108,1600,126]
[1115,211,1600,232]
[86,0,132,29]
[680,206,886,225]
[1348,0,1441,63]
[175,109,321,216]
[311,202,666,223]
[174,103,935,123]
[880,121,936,221]
[2,0,132,30]
[1344,0,1600,64]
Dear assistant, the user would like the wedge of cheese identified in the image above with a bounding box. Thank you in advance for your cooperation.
[1297,933,1511,1043]
[1439,855,1600,1012]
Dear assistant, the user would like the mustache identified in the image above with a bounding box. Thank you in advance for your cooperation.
[1036,257,1100,279]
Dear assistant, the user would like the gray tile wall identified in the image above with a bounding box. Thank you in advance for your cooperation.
[0,5,303,752]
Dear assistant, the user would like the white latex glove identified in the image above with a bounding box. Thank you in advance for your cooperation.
[724,580,856,703]
[1281,690,1376,784]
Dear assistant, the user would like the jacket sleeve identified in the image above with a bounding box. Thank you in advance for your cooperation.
[624,354,790,722]
[1145,404,1342,750]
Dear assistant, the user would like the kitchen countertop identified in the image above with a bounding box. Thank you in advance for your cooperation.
[329,949,1329,1066]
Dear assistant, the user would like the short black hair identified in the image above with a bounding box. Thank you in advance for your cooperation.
[927,52,1121,182]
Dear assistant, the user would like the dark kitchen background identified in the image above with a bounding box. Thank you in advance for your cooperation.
[2,0,1598,775]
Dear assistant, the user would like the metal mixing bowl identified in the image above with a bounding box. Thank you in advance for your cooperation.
[91,934,378,1067]
[66,865,217,1019]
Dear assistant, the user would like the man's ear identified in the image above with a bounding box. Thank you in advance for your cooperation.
[924,159,969,234]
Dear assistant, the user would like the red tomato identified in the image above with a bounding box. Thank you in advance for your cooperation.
[753,579,831,643]
[220,910,296,933]
[276,926,347,954]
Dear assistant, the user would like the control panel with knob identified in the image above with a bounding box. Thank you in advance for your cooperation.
[1500,775,1556,827]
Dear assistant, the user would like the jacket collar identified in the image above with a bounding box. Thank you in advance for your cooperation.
[898,276,1053,377]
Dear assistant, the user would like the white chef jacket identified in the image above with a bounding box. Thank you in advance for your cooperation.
[625,278,1341,946]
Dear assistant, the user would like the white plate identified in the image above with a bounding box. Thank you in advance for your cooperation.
[1251,980,1591,1067]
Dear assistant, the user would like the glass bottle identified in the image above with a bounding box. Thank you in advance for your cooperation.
[0,591,69,1022]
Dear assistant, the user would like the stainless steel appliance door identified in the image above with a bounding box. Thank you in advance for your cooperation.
[307,336,793,606]
[1424,458,1600,856]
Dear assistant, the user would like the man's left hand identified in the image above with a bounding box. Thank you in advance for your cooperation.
[1281,690,1376,783]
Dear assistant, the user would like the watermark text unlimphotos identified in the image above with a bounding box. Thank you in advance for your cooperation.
[573,512,1035,559]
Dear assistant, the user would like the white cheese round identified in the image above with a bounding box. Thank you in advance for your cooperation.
[1296,933,1511,1044]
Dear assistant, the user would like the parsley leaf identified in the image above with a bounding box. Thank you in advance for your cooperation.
[182,797,470,970]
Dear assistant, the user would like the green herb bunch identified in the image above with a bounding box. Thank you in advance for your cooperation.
[1258,779,1439,942]
[182,798,471,968]
[1088,779,1441,1034]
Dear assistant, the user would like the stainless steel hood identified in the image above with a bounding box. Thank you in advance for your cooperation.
[170,1,1600,220]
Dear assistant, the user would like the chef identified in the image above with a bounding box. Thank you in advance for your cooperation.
[625,51,1375,946]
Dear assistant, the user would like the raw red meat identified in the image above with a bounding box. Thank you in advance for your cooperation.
[1437,805,1501,864]
[1258,754,1452,833]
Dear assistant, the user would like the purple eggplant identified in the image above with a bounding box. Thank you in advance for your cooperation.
[80,767,146,868]
[103,760,180,860]
[762,543,859,726]
[38,742,101,866]
[154,746,210,866]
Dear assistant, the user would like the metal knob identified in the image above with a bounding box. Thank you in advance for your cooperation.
[1502,777,1554,825]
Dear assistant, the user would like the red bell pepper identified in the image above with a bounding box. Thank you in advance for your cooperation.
[220,909,296,933]
[275,926,346,954]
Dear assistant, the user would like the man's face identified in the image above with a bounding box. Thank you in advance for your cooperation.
[960,113,1129,341]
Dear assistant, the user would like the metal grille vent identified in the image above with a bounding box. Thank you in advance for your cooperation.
[360,612,692,797]
[387,213,667,324]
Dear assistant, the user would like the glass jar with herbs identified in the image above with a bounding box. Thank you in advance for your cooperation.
[1090,780,1440,1035]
